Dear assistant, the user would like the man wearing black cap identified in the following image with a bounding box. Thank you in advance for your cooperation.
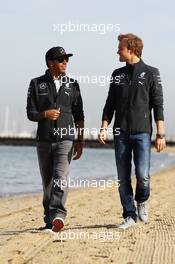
[27,46,84,232]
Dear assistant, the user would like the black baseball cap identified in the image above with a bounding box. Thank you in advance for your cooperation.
[45,46,73,64]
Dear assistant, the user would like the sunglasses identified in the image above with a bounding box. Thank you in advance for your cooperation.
[57,57,69,63]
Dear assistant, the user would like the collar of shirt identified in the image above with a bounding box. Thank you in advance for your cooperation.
[53,78,61,93]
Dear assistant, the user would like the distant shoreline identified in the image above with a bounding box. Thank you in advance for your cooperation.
[0,137,114,148]
[0,137,175,148]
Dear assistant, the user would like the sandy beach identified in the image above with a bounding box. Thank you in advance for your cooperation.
[0,164,175,264]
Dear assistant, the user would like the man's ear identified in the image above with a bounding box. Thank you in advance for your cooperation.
[47,60,51,67]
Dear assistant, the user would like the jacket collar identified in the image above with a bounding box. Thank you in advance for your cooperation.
[126,59,144,69]
[125,59,145,77]
[45,69,66,81]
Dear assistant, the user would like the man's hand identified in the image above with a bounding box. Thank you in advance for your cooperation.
[45,108,61,120]
[98,129,107,144]
[73,142,84,160]
[155,137,166,152]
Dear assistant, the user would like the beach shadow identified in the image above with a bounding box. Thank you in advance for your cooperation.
[63,223,117,230]
[0,223,118,236]
[0,222,120,237]
[0,227,47,235]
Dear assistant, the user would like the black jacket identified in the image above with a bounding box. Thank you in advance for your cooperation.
[102,60,164,134]
[27,70,84,141]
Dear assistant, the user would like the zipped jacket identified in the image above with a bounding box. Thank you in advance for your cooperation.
[102,60,164,134]
[27,70,84,141]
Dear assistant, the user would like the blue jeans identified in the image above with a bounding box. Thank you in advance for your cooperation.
[114,131,151,221]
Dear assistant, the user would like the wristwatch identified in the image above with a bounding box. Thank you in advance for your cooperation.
[156,133,165,139]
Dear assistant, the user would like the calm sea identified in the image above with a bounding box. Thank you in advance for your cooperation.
[0,146,175,196]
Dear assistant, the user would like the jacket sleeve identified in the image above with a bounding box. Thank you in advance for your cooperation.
[72,81,84,122]
[102,72,116,124]
[26,80,43,122]
[150,68,164,121]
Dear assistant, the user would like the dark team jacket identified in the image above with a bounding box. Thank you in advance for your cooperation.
[26,70,84,141]
[102,60,164,134]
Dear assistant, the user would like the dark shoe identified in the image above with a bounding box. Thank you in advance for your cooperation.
[39,223,52,232]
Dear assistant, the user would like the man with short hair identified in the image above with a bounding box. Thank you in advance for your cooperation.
[27,46,84,232]
[98,34,166,229]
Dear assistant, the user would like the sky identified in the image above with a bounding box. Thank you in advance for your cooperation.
[0,0,175,139]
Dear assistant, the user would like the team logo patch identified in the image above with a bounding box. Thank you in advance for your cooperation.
[114,73,125,84]
[39,82,47,89]
[60,48,65,54]
[120,73,125,79]
[65,91,70,96]
[156,75,162,84]
[27,85,31,97]
[117,73,125,79]
[138,72,146,79]
[138,81,144,86]
[63,82,71,90]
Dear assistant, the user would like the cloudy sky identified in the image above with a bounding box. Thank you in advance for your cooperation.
[0,0,174,139]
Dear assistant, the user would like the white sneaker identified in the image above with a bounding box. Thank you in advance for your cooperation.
[118,216,136,229]
[137,202,148,222]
